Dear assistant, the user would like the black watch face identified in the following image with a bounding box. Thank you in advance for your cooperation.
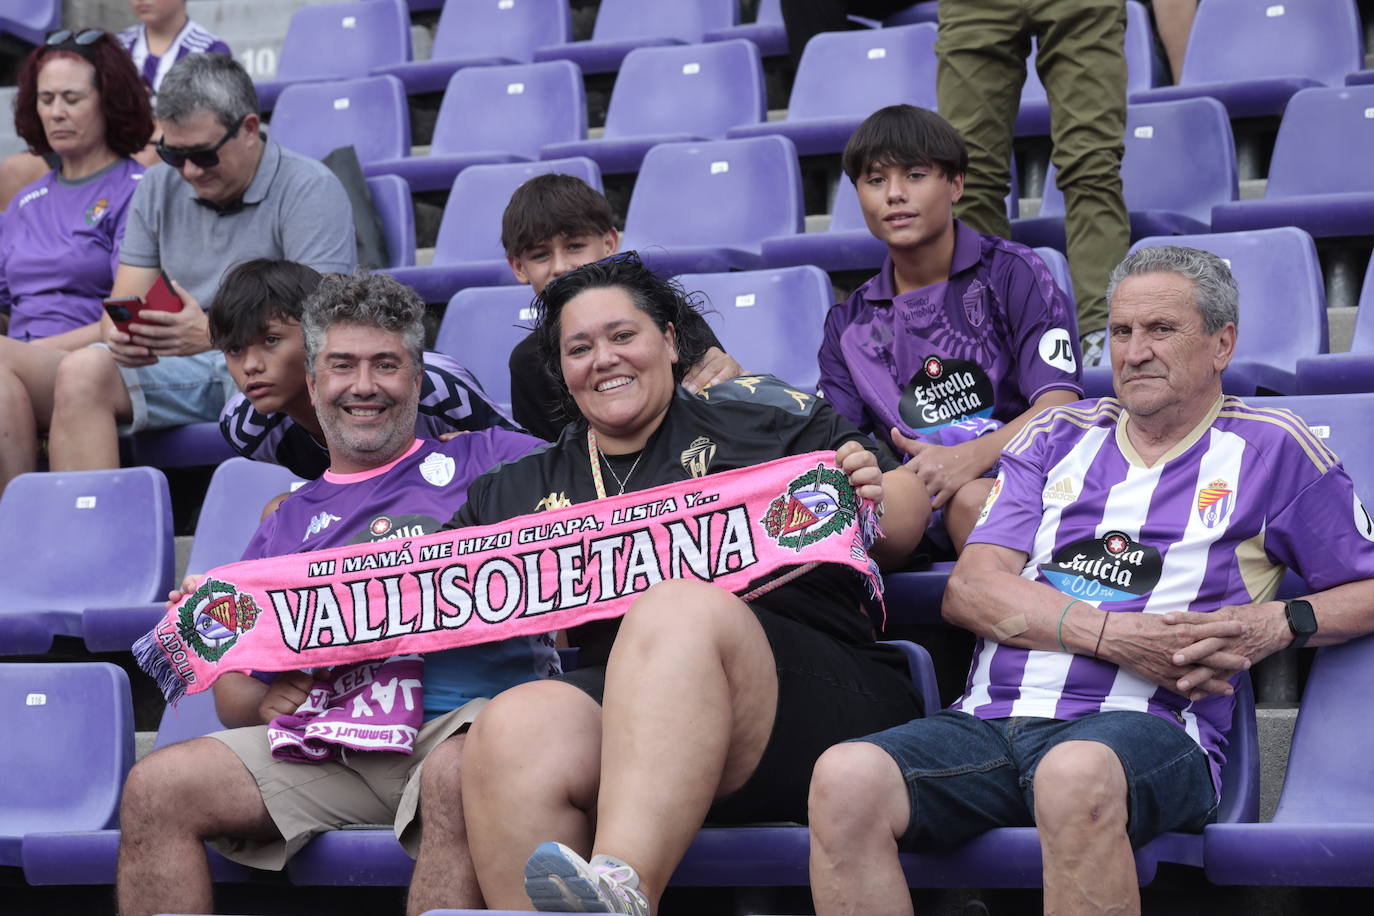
[1286,600,1318,639]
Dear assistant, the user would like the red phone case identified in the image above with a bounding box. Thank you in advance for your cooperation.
[102,273,183,334]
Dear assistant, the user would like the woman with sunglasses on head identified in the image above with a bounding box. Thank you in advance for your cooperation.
[0,29,152,345]
[452,254,930,914]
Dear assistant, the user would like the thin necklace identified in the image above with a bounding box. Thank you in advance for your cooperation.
[586,428,642,498]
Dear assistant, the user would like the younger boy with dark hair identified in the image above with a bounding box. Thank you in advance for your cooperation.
[214,258,517,479]
[502,173,741,440]
[820,104,1084,549]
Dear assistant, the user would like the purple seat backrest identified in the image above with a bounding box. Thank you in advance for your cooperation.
[1349,254,1374,351]
[1032,247,1076,328]
[271,75,410,165]
[755,0,782,25]
[1217,671,1261,823]
[589,0,736,43]
[624,136,804,251]
[1129,228,1326,373]
[1265,85,1374,198]
[1176,0,1361,88]
[0,663,133,837]
[788,24,938,120]
[0,468,173,611]
[185,458,306,574]
[435,286,541,407]
[604,40,765,141]
[0,0,58,31]
[1040,98,1236,222]
[274,0,411,82]
[153,688,227,751]
[1251,394,1374,508]
[366,174,417,269]
[431,0,572,63]
[431,60,586,158]
[1022,0,1158,102]
[434,157,602,264]
[1273,631,1374,821]
[677,266,832,389]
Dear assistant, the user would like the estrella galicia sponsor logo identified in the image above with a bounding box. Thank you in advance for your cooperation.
[1196,479,1234,529]
[899,356,995,434]
[177,578,262,662]
[761,463,857,552]
[350,514,440,544]
[303,511,342,541]
[1039,530,1162,602]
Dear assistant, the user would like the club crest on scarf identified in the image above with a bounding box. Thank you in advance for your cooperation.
[178,578,263,662]
[762,463,857,552]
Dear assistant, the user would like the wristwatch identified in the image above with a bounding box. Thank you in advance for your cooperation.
[1283,599,1318,649]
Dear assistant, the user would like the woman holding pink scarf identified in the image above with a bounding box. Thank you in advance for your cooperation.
[453,253,931,914]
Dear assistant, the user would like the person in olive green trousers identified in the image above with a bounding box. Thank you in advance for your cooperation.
[935,0,1130,364]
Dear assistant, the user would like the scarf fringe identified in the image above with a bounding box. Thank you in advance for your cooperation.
[133,628,186,704]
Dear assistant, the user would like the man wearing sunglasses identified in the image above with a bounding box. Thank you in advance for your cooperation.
[41,53,354,473]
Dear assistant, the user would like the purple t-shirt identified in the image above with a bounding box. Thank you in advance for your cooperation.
[963,396,1374,787]
[0,158,145,340]
[818,220,1082,449]
[117,20,231,95]
[241,431,560,719]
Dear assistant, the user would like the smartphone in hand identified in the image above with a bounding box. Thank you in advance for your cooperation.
[102,271,183,334]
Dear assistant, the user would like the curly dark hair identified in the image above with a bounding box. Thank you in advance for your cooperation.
[12,30,155,158]
[532,252,715,420]
[302,270,427,378]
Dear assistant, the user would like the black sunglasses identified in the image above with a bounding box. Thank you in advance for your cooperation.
[44,28,103,62]
[155,115,246,171]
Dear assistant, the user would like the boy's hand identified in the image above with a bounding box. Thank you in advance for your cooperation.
[166,573,205,610]
[681,347,741,394]
[892,429,990,509]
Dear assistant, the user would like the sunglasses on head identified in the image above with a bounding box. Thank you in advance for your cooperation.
[155,115,246,171]
[44,28,103,62]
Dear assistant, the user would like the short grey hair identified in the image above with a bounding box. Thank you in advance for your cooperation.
[302,272,427,377]
[1106,245,1239,333]
[155,54,258,129]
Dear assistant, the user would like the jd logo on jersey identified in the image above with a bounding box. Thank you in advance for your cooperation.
[1040,530,1162,602]
[898,355,995,435]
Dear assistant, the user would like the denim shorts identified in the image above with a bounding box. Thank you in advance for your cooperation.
[858,709,1219,851]
[113,348,236,433]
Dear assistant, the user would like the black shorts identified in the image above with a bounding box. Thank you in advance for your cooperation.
[552,605,922,824]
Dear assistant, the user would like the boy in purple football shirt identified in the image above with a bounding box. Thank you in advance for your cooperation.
[819,105,1084,549]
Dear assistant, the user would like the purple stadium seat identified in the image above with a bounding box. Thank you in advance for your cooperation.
[540,40,765,175]
[1,663,131,867]
[22,675,256,886]
[1013,98,1237,252]
[1131,0,1361,119]
[0,469,173,655]
[386,158,601,304]
[884,2,940,24]
[0,0,58,46]
[1206,633,1374,885]
[704,0,787,58]
[533,0,737,76]
[254,0,411,112]
[120,421,237,469]
[364,60,585,194]
[620,135,804,275]
[269,75,410,166]
[434,285,539,412]
[761,169,1019,273]
[1348,69,1374,87]
[677,266,832,391]
[81,458,304,652]
[368,174,417,269]
[1296,255,1374,394]
[374,0,573,95]
[1209,85,1374,239]
[725,24,938,156]
[1015,1,1158,136]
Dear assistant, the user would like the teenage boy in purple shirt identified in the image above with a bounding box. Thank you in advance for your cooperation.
[818,105,1083,549]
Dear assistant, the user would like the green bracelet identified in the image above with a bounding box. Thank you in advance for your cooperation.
[1057,599,1080,652]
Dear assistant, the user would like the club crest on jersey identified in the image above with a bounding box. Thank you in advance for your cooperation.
[177,578,262,662]
[85,197,110,225]
[419,452,455,487]
[761,463,857,552]
[1196,479,1233,529]
[1040,530,1162,602]
[680,436,716,478]
[962,279,987,327]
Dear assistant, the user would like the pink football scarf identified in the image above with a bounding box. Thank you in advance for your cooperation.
[136,451,883,703]
[266,655,425,762]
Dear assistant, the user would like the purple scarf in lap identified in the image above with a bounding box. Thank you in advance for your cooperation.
[266,655,425,761]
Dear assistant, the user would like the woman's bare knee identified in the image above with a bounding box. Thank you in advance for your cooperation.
[52,346,125,413]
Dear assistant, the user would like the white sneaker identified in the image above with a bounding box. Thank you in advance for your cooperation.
[524,842,651,914]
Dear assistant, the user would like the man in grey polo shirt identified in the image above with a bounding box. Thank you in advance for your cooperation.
[42,53,355,471]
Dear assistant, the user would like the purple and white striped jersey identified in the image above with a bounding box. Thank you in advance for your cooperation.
[963,396,1374,783]
[117,20,231,95]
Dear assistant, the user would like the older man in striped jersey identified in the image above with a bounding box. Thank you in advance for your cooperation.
[808,245,1374,916]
